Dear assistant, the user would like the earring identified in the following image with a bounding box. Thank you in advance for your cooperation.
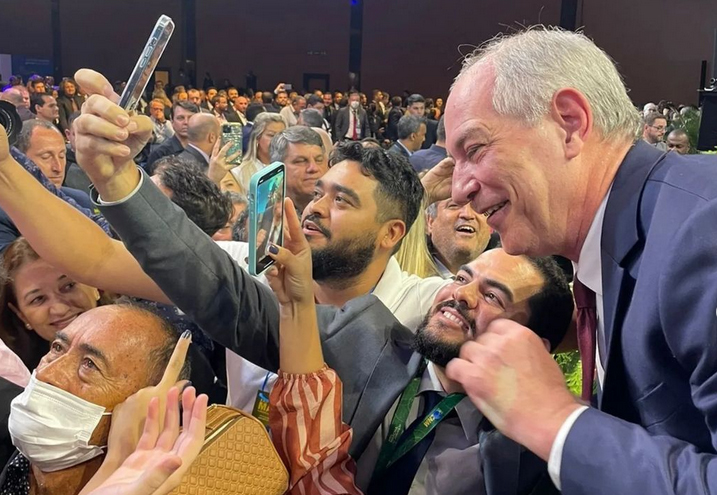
[25,323,32,330]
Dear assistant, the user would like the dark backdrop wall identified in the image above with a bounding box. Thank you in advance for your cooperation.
[0,0,715,106]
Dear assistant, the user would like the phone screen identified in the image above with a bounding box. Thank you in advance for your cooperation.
[253,167,285,274]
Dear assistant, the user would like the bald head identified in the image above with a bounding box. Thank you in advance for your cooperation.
[1,87,28,108]
[187,113,221,154]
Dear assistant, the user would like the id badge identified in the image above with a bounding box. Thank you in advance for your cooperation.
[252,389,270,428]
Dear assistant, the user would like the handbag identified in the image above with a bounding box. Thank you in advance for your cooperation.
[170,404,289,494]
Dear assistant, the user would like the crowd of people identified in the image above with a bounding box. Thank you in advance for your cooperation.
[0,26,715,495]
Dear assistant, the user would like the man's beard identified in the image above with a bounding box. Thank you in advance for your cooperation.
[309,220,377,286]
[413,300,475,367]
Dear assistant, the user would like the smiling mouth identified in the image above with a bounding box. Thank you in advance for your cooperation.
[438,308,472,336]
[483,200,508,218]
[455,225,476,234]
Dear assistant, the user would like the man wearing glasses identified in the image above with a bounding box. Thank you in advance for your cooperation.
[642,111,668,150]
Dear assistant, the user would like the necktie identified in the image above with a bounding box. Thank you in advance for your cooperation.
[368,391,441,495]
[352,111,358,140]
[573,278,597,401]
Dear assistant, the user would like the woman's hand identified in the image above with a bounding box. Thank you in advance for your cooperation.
[83,386,208,495]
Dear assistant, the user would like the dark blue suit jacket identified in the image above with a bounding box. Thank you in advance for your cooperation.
[561,141,717,494]
[409,144,447,172]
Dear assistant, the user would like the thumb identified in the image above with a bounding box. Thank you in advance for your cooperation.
[137,455,183,494]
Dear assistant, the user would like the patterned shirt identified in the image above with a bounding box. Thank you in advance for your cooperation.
[0,452,30,495]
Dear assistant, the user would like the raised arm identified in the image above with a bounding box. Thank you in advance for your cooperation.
[0,133,169,303]
[265,199,361,495]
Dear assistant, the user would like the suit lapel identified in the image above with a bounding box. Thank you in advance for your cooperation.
[600,141,666,407]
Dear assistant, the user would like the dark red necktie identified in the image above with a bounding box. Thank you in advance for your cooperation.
[352,111,358,140]
[573,278,597,402]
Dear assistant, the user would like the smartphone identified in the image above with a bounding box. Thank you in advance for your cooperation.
[222,123,243,165]
[118,15,175,112]
[284,83,292,91]
[248,162,286,276]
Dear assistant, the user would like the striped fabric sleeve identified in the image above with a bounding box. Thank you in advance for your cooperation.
[270,366,363,495]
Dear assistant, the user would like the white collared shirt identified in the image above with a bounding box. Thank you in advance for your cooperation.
[547,188,612,489]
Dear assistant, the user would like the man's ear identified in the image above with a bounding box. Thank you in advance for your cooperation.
[426,211,435,236]
[550,88,592,160]
[379,219,406,251]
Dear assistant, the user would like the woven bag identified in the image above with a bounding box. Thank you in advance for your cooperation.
[170,404,288,494]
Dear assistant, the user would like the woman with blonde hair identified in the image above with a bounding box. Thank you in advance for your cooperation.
[231,112,285,192]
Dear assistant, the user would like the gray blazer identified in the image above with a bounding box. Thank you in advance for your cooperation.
[96,171,419,457]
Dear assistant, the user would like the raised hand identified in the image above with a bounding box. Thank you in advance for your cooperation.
[83,386,208,495]
[445,318,581,461]
[102,332,193,467]
[421,156,455,203]
[207,140,241,186]
[73,69,153,200]
[264,197,313,306]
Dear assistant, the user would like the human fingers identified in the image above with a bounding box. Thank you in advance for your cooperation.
[180,386,197,435]
[135,397,162,451]
[156,387,181,451]
[158,331,192,389]
[74,132,131,159]
[74,69,120,104]
[82,94,131,128]
[74,113,132,143]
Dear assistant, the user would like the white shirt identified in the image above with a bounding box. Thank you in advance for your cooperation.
[280,105,299,127]
[225,257,449,412]
[547,189,612,489]
[345,108,361,139]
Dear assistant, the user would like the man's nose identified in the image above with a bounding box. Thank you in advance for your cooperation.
[35,352,73,391]
[453,280,479,308]
[451,163,481,210]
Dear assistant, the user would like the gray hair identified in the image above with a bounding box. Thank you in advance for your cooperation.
[269,126,324,162]
[397,115,425,140]
[15,119,62,153]
[426,201,438,219]
[436,115,446,143]
[300,108,324,128]
[454,28,641,141]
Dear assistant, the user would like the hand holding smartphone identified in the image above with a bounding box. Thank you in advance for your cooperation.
[248,162,286,276]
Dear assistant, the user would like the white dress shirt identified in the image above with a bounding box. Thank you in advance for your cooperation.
[548,189,612,489]
[225,256,448,411]
[345,109,361,139]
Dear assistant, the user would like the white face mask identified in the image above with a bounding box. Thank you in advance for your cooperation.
[350,101,360,110]
[9,373,111,472]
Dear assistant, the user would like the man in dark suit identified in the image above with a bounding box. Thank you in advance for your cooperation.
[385,96,404,142]
[410,115,448,172]
[332,90,370,142]
[389,115,426,158]
[174,113,220,172]
[406,94,437,150]
[146,101,199,174]
[443,29,717,495]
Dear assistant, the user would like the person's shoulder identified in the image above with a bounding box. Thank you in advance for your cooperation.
[650,152,717,203]
[60,187,93,209]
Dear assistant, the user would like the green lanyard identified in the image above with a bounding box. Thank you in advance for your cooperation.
[373,362,466,477]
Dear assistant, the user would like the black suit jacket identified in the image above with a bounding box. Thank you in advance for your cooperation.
[388,142,410,158]
[420,118,438,150]
[385,108,403,142]
[332,107,370,141]
[176,145,209,172]
[146,135,184,175]
[56,95,83,134]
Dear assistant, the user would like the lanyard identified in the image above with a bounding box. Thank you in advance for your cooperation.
[373,362,465,476]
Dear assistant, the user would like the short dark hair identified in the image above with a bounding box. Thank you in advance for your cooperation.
[29,93,49,114]
[153,156,232,236]
[436,115,446,142]
[644,111,667,127]
[300,108,324,128]
[15,119,61,152]
[171,100,199,118]
[246,102,265,122]
[262,92,274,104]
[348,90,360,99]
[523,256,574,352]
[113,298,191,385]
[406,94,425,107]
[306,94,323,107]
[391,96,402,107]
[397,115,425,140]
[329,141,424,238]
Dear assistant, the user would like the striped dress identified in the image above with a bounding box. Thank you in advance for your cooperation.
[270,366,363,495]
